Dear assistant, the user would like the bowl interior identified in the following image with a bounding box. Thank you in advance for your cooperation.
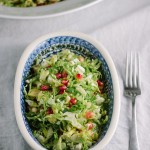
[20,36,114,147]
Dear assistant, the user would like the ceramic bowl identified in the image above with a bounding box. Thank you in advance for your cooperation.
[14,32,120,150]
[0,0,102,19]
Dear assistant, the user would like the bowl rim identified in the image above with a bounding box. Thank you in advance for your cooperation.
[14,32,120,150]
[0,0,103,19]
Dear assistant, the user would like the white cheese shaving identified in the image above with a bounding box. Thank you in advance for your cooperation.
[75,65,85,74]
[63,112,83,129]
[96,95,105,105]
[76,86,86,96]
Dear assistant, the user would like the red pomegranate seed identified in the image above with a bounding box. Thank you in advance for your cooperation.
[47,108,53,114]
[76,74,82,80]
[85,111,94,119]
[61,80,69,86]
[62,71,68,78]
[56,73,62,79]
[97,80,104,89]
[59,85,67,91]
[59,90,65,94]
[87,122,93,130]
[40,85,50,91]
[70,98,77,105]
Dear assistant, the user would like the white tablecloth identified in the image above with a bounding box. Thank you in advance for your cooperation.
[0,0,150,149]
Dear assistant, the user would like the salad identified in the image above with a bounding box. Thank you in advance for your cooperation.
[24,49,109,150]
[0,0,64,7]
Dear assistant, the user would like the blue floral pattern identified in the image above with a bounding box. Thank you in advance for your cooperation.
[20,36,114,148]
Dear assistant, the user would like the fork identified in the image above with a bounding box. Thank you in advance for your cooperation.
[124,52,141,150]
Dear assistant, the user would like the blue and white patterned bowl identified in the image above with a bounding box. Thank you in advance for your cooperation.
[14,32,120,150]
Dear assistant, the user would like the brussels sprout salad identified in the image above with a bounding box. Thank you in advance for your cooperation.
[0,0,64,7]
[24,49,109,150]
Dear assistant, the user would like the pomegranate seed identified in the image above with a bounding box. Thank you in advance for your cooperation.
[62,71,68,78]
[76,74,82,80]
[47,108,53,114]
[59,85,67,91]
[40,85,50,91]
[87,122,93,130]
[61,80,69,86]
[70,98,77,105]
[59,90,65,94]
[85,111,94,119]
[56,73,62,79]
[97,80,104,89]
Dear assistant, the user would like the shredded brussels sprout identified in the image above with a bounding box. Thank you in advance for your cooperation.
[0,0,64,7]
[24,49,109,150]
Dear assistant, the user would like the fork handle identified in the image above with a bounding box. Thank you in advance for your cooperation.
[129,97,140,150]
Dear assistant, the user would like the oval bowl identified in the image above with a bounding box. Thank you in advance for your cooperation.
[0,0,102,19]
[14,32,120,150]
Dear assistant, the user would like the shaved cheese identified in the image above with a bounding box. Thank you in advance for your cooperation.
[96,95,105,105]
[76,86,86,96]
[75,65,85,74]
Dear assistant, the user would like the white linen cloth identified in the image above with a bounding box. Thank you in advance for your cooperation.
[0,0,150,149]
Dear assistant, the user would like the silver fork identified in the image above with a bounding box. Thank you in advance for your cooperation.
[124,52,141,150]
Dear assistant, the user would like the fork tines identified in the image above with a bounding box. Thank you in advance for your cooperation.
[125,52,141,90]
